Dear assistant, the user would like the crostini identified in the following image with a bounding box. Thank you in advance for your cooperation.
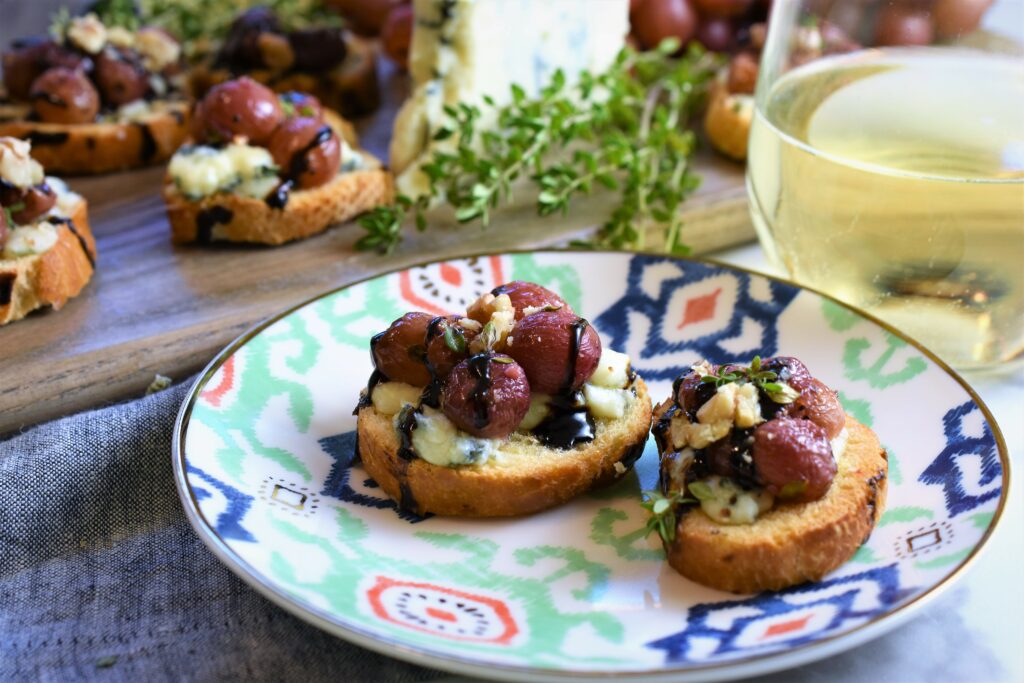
[356,281,654,517]
[187,7,379,119]
[0,136,95,325]
[162,77,392,245]
[648,356,887,593]
[0,13,189,174]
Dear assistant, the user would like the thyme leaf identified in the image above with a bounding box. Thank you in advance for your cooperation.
[357,40,719,254]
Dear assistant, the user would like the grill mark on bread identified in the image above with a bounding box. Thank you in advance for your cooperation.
[0,272,15,306]
[25,131,70,146]
[862,465,887,543]
[133,121,158,162]
[194,205,234,244]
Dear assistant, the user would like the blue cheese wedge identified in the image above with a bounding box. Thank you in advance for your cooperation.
[391,0,629,196]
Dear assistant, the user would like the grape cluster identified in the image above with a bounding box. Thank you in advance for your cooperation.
[369,281,604,439]
[189,77,341,191]
[671,356,846,503]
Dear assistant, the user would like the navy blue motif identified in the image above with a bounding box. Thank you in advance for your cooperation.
[594,255,800,381]
[647,564,913,662]
[919,401,1002,517]
[318,431,429,523]
[187,464,256,542]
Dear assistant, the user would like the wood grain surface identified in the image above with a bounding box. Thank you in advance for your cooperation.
[0,59,753,433]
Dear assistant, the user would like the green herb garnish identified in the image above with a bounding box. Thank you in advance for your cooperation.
[641,489,695,544]
[357,39,719,254]
[699,356,801,404]
[687,480,715,502]
[443,325,467,354]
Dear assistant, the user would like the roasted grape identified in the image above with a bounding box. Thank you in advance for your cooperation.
[490,281,573,321]
[381,4,413,70]
[1,184,57,224]
[372,312,433,386]
[266,116,341,189]
[193,77,284,145]
[94,48,148,106]
[631,0,698,50]
[696,17,735,52]
[29,67,100,124]
[760,356,811,385]
[2,38,51,101]
[752,417,836,502]
[726,51,759,94]
[693,0,753,18]
[874,4,934,46]
[441,353,531,438]
[279,91,324,120]
[289,27,348,71]
[505,311,601,394]
[934,0,992,39]
[786,377,845,439]
[325,0,404,36]
[425,315,478,380]
[219,7,281,68]
[674,369,718,417]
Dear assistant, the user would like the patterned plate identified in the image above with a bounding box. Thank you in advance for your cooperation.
[173,251,1009,682]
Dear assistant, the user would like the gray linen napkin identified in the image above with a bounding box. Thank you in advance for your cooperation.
[0,380,439,682]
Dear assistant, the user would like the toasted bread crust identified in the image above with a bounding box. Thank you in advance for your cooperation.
[163,164,394,245]
[188,34,380,118]
[664,415,887,593]
[703,79,752,162]
[357,378,654,517]
[0,200,95,325]
[0,102,190,175]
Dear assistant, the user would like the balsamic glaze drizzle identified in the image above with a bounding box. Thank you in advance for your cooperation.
[48,217,95,267]
[263,125,334,210]
[530,317,596,449]
[465,353,493,431]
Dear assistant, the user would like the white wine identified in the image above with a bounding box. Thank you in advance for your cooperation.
[748,48,1024,369]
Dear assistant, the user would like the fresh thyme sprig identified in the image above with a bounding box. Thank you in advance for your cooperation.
[641,489,695,544]
[357,40,719,254]
[700,356,800,404]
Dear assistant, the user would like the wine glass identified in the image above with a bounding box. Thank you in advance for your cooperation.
[746,0,1024,371]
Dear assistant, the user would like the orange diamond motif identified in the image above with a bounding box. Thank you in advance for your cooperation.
[762,614,812,639]
[440,263,463,287]
[677,287,722,329]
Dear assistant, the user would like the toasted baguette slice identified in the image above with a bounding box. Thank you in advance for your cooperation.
[703,78,753,162]
[188,34,380,119]
[663,414,887,593]
[0,199,95,325]
[163,160,393,245]
[357,378,654,517]
[0,101,190,175]
[162,109,393,245]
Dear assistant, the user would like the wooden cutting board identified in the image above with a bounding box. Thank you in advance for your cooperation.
[0,61,753,434]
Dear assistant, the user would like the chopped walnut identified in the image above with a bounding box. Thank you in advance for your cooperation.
[67,13,107,55]
[135,28,181,72]
[468,294,514,353]
[0,137,44,189]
